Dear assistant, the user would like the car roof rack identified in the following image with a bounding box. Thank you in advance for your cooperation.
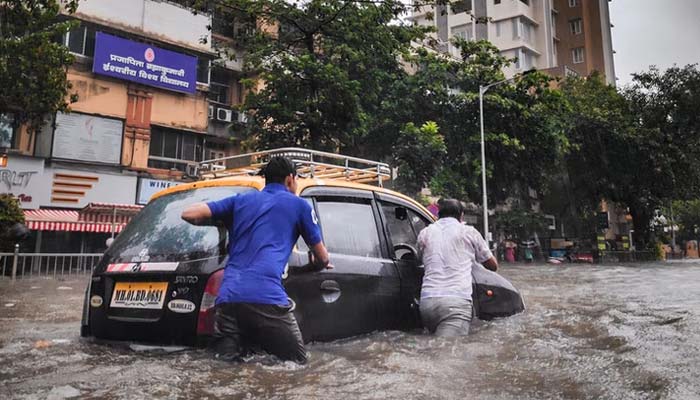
[195,147,392,187]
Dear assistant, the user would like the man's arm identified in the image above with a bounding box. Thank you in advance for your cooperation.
[181,203,215,226]
[482,256,498,272]
[309,242,332,271]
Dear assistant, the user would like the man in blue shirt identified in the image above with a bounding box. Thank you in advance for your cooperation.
[181,156,330,363]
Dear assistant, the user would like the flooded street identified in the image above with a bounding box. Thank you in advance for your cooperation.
[1,261,699,400]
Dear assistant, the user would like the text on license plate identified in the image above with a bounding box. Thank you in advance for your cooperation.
[110,282,168,309]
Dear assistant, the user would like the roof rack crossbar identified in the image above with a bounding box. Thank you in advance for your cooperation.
[196,147,391,187]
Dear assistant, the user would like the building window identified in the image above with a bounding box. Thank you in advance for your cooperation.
[572,47,584,64]
[148,126,205,171]
[513,18,533,43]
[63,25,96,57]
[451,0,472,14]
[495,0,501,4]
[569,18,582,35]
[197,58,210,85]
[208,68,231,104]
[0,114,16,150]
[517,49,533,70]
[520,0,529,5]
[569,0,578,7]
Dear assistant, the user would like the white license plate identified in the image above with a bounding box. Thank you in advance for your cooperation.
[110,282,168,309]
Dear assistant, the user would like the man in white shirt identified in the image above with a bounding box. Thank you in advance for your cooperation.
[417,199,498,336]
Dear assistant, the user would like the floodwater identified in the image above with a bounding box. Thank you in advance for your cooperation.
[1,261,700,400]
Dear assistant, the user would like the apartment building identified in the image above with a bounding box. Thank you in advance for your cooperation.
[0,0,247,253]
[411,0,615,84]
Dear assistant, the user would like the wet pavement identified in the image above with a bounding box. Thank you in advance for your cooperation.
[1,261,700,400]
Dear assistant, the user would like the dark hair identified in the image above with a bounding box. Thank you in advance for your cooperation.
[263,156,297,184]
[438,198,463,220]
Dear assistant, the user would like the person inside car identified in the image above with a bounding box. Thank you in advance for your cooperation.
[417,198,498,336]
[181,156,331,363]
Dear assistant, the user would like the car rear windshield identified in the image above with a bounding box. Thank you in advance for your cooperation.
[105,186,254,263]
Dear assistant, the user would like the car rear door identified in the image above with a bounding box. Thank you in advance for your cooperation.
[284,187,402,342]
[375,193,432,330]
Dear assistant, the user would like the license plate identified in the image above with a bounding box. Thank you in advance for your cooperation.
[110,282,168,309]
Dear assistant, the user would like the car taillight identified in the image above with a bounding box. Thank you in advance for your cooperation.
[197,269,223,336]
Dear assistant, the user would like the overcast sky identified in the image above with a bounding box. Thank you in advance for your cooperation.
[609,0,700,87]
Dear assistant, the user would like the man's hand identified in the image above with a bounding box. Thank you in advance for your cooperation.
[181,203,215,226]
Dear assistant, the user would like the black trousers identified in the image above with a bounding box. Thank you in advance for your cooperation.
[212,301,307,364]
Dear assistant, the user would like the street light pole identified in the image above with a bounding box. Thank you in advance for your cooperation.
[479,85,488,241]
[478,69,536,243]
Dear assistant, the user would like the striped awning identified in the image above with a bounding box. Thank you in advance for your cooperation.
[24,209,129,233]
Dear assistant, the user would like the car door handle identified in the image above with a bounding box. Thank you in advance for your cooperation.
[320,280,340,292]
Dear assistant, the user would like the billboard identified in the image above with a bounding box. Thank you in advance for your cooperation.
[92,31,197,94]
[52,113,123,164]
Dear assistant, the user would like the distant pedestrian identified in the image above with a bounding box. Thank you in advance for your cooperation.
[417,199,498,336]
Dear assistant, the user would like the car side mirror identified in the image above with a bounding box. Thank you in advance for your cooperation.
[395,207,408,221]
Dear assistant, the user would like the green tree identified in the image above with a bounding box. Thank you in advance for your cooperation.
[558,65,700,246]
[231,0,427,152]
[0,0,79,133]
[0,194,25,251]
[410,40,569,207]
[393,121,447,196]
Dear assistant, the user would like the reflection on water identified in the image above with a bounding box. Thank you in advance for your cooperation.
[2,261,700,399]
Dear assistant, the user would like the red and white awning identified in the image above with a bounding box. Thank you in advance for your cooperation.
[24,208,133,233]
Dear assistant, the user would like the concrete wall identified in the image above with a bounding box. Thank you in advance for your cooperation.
[67,70,129,119]
[150,91,208,133]
[72,0,211,53]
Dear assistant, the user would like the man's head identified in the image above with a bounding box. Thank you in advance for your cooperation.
[264,156,298,193]
[437,198,464,221]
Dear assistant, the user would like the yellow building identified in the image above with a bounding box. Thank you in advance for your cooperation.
[1,0,247,253]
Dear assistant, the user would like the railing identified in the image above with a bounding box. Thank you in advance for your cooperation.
[0,252,103,280]
[599,251,657,263]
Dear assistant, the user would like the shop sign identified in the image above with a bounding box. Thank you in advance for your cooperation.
[137,178,179,205]
[0,156,47,209]
[93,31,197,94]
[53,113,123,164]
[45,167,138,209]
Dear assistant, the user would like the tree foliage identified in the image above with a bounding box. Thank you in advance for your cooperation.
[393,121,446,196]
[558,66,700,245]
[0,194,25,251]
[232,0,427,152]
[412,40,569,206]
[0,0,79,132]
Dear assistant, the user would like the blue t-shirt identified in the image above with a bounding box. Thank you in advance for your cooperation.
[206,183,322,306]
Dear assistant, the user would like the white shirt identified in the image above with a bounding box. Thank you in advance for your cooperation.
[417,217,494,300]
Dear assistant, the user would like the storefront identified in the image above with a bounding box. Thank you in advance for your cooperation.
[23,203,143,254]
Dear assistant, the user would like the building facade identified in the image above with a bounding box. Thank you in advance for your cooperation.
[411,0,616,84]
[0,0,247,253]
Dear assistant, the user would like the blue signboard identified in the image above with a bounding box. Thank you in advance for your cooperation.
[92,31,197,94]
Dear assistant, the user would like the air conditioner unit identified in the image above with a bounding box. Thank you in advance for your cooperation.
[237,111,249,124]
[217,108,233,122]
[208,105,214,119]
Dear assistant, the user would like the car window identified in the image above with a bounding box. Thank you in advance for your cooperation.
[381,202,418,248]
[316,200,381,258]
[105,186,253,262]
[410,210,430,236]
